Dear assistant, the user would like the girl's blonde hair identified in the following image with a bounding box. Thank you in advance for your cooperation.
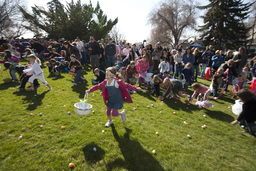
[163,78,172,88]
[152,75,162,84]
[192,48,199,56]
[28,54,41,66]
[216,68,224,74]
[106,67,117,75]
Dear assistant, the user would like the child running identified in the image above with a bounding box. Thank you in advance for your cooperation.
[23,54,51,91]
[86,67,141,127]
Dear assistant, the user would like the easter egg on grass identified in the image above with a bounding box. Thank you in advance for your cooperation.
[69,163,74,168]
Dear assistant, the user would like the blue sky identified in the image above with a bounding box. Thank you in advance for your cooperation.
[25,0,253,43]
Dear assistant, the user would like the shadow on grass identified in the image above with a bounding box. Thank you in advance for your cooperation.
[71,80,89,98]
[14,88,50,111]
[165,98,201,113]
[82,142,105,164]
[136,90,156,102]
[203,108,234,123]
[218,95,235,104]
[106,126,164,171]
[83,64,92,72]
[51,75,65,81]
[0,82,19,90]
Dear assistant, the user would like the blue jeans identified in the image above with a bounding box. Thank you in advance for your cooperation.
[184,81,190,90]
[222,72,233,92]
[212,86,218,97]
[173,64,183,79]
[10,69,18,81]
[108,55,115,67]
[200,63,207,77]
[81,51,87,65]
[148,65,153,73]
[38,50,45,63]
[194,65,199,81]
[74,69,83,84]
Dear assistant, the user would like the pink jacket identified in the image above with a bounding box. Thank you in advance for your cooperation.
[88,78,140,105]
[135,59,149,73]
[115,45,120,56]
[192,85,209,97]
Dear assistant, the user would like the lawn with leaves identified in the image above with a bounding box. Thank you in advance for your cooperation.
[0,60,256,171]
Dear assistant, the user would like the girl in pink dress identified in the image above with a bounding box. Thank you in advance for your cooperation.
[135,48,149,88]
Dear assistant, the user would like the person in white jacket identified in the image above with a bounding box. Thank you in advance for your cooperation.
[158,58,171,75]
[24,54,52,91]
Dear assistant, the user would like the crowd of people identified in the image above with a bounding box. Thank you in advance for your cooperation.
[0,36,255,134]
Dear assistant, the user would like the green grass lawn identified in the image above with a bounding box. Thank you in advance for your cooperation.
[0,60,256,171]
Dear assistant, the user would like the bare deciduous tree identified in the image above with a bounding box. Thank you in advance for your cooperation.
[247,3,256,51]
[109,25,126,43]
[148,0,196,48]
[0,0,27,38]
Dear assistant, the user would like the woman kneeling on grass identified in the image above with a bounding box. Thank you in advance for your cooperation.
[86,67,141,127]
[23,54,51,91]
[231,89,256,135]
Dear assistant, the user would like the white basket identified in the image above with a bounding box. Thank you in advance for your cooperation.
[74,93,93,115]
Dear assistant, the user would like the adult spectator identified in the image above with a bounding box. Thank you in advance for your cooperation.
[119,41,125,53]
[63,41,80,61]
[200,48,211,77]
[211,50,224,72]
[105,38,116,67]
[156,42,163,51]
[249,56,256,78]
[224,50,233,61]
[181,47,195,74]
[192,48,201,82]
[99,41,106,70]
[152,46,161,73]
[113,41,120,58]
[14,41,25,59]
[30,39,45,63]
[75,37,84,57]
[131,44,140,57]
[87,36,100,71]
[121,43,131,65]
[233,47,248,74]
[173,49,184,79]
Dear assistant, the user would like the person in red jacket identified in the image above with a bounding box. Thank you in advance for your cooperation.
[86,67,141,127]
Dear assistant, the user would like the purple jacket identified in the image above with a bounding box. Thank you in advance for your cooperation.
[0,55,19,64]
[88,78,140,105]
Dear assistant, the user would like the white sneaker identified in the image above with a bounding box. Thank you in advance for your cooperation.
[120,109,126,122]
[105,120,113,127]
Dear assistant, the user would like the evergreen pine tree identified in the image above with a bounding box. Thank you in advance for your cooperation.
[19,0,117,40]
[198,0,253,50]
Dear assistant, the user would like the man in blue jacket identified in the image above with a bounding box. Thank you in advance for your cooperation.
[211,50,224,72]
[105,38,116,67]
